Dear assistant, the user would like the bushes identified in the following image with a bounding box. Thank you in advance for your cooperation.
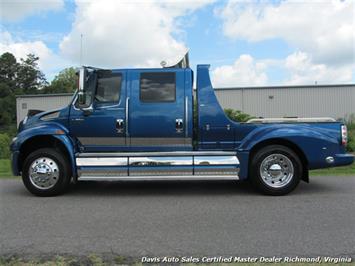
[224,108,255,122]
[346,124,355,152]
[0,133,11,159]
[342,114,355,152]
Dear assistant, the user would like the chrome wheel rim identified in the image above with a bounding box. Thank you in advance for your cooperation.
[260,153,294,188]
[29,157,59,190]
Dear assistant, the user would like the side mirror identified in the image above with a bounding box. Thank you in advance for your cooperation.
[78,91,85,105]
[76,67,93,112]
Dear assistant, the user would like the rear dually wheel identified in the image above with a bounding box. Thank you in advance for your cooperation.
[250,145,302,195]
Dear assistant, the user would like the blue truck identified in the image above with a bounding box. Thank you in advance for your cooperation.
[10,53,354,196]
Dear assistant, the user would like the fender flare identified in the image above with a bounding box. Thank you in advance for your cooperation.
[12,122,77,177]
[238,125,340,180]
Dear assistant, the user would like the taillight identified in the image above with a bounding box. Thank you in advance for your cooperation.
[341,125,348,146]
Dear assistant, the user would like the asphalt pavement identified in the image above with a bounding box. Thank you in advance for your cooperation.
[1,176,354,259]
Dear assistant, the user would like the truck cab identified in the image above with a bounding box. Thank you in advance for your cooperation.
[10,53,354,196]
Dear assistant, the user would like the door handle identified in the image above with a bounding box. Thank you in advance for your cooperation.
[176,118,183,133]
[116,119,124,133]
[71,117,84,122]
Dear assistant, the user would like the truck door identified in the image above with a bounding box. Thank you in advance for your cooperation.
[128,69,192,151]
[69,70,127,152]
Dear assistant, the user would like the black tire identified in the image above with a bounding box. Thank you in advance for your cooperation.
[22,148,71,196]
[249,145,302,196]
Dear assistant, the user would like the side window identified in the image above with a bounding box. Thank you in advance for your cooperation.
[140,72,176,102]
[95,73,122,103]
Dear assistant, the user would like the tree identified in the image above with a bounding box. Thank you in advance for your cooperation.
[0,52,47,130]
[43,67,77,94]
[0,52,18,94]
[17,54,47,94]
[224,108,255,122]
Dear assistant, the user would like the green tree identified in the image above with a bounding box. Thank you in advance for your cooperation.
[43,67,77,93]
[0,52,47,131]
[224,108,255,122]
[17,54,47,94]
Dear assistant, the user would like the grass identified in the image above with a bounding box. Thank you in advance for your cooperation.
[0,158,354,179]
[0,159,16,179]
[310,161,355,176]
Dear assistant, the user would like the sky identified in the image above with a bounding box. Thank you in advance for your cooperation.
[0,0,354,87]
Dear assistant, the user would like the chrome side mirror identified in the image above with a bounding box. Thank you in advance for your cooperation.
[78,91,85,105]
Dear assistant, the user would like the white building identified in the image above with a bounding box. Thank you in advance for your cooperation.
[16,84,355,126]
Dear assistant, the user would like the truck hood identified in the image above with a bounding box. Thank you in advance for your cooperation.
[18,108,65,133]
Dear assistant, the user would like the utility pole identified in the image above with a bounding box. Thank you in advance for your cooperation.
[80,34,83,66]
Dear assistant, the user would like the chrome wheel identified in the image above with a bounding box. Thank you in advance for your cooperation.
[29,157,59,190]
[260,153,294,188]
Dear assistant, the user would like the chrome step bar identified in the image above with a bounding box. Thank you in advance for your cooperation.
[76,151,237,157]
[78,175,239,181]
[76,151,240,182]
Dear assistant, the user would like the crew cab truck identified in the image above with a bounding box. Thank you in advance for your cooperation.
[10,54,354,196]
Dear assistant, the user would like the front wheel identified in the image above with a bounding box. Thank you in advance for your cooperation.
[22,148,71,196]
[249,145,302,195]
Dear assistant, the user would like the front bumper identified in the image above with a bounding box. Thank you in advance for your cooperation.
[333,153,354,167]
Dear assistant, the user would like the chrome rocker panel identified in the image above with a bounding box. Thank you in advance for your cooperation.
[76,151,239,181]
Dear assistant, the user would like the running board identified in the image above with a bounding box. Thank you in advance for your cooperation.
[78,175,239,181]
[76,151,240,181]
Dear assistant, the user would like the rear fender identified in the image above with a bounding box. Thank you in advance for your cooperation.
[239,125,340,170]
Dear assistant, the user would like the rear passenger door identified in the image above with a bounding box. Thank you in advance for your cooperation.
[128,69,190,151]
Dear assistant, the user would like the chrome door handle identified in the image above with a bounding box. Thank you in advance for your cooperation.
[176,118,183,133]
[116,119,124,133]
[71,117,84,122]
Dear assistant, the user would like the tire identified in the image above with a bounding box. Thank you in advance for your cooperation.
[22,148,71,196]
[249,145,302,196]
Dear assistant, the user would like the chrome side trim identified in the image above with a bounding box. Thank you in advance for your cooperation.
[130,138,192,146]
[78,175,239,181]
[247,117,336,123]
[194,168,239,176]
[129,169,193,176]
[77,157,127,166]
[194,156,239,165]
[78,169,128,177]
[78,137,126,146]
[129,156,192,166]
[126,97,129,137]
[185,96,188,138]
[77,151,236,157]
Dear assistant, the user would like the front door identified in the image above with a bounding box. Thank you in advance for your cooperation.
[128,69,190,151]
[69,70,127,152]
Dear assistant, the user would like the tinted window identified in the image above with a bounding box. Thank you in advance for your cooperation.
[140,72,176,102]
[95,73,121,103]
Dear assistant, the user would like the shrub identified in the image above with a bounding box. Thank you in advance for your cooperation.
[346,126,355,152]
[224,108,255,122]
[0,133,11,159]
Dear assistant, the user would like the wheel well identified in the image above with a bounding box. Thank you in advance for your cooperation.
[18,135,70,174]
[249,138,309,182]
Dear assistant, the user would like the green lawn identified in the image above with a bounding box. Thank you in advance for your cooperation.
[0,159,16,178]
[310,161,355,176]
[0,158,354,179]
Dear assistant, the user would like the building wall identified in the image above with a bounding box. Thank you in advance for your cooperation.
[215,85,355,119]
[16,94,73,126]
[16,84,355,125]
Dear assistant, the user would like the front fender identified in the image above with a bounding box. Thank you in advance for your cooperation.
[11,122,77,177]
[239,124,341,169]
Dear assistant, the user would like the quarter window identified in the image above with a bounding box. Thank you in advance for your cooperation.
[95,73,122,103]
[140,72,176,102]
